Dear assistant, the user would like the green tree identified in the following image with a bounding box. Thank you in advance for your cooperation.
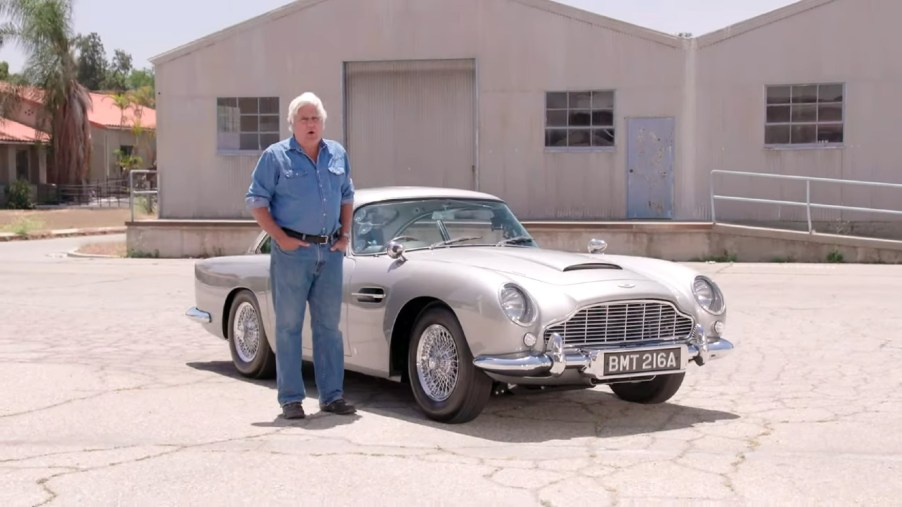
[74,31,106,90]
[126,67,153,90]
[0,0,94,186]
[0,60,8,80]
[103,48,131,91]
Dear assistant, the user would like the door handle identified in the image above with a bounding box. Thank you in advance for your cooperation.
[352,288,385,302]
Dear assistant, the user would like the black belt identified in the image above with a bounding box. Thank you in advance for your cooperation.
[281,227,339,244]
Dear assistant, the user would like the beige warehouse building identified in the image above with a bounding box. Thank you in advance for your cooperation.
[148,0,901,231]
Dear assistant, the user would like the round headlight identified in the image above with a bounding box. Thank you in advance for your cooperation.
[500,285,533,324]
[692,276,725,315]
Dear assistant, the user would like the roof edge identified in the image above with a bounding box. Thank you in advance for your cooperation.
[697,0,837,48]
[149,0,329,66]
[150,0,684,66]
[514,0,682,48]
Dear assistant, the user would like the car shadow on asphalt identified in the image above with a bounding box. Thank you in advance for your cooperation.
[187,360,740,441]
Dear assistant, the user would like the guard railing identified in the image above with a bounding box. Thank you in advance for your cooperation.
[710,170,902,234]
[129,169,158,222]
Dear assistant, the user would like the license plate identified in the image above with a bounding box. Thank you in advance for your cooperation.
[603,347,682,376]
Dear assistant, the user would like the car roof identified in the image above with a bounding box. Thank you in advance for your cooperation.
[352,186,505,208]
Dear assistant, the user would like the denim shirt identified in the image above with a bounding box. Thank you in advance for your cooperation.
[245,137,355,236]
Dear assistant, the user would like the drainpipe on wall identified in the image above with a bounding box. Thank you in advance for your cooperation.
[681,36,699,220]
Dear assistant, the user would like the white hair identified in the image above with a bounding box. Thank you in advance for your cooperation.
[287,92,327,126]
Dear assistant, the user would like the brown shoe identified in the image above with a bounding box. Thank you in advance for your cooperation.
[320,399,356,415]
[281,402,305,419]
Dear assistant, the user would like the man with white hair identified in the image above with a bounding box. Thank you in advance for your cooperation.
[245,92,357,419]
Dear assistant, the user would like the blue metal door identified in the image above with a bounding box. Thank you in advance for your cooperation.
[627,117,675,219]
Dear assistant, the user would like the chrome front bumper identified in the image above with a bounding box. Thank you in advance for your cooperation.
[473,326,733,379]
[185,306,212,324]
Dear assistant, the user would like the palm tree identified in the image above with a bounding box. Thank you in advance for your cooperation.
[0,0,92,186]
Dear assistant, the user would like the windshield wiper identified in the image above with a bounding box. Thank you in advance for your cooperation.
[430,236,483,249]
[495,236,534,247]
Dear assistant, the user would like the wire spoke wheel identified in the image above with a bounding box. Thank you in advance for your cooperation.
[415,324,460,402]
[233,301,260,363]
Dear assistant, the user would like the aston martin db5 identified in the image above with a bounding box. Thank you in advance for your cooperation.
[186,186,734,423]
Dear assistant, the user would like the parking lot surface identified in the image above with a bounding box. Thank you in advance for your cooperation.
[2,235,901,506]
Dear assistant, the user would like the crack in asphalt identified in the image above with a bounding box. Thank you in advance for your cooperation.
[26,430,289,507]
[5,249,901,505]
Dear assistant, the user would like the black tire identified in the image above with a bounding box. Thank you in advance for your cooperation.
[227,290,276,379]
[610,372,685,404]
[407,304,492,423]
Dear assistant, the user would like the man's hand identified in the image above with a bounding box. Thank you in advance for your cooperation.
[330,235,349,253]
[276,235,308,251]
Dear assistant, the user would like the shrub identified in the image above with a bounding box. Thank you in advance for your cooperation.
[5,179,34,209]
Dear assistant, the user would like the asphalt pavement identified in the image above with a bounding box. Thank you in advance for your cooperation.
[1,235,900,506]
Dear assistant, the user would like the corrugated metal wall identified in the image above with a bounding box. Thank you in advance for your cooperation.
[696,0,902,225]
[344,59,476,190]
[154,0,902,227]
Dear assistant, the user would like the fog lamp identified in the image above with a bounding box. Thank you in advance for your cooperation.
[713,321,725,336]
[523,333,537,347]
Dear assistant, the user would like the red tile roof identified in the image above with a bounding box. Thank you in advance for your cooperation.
[0,117,49,143]
[87,92,157,130]
[0,83,156,130]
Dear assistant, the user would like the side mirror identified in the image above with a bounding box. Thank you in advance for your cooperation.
[386,240,407,261]
[587,238,607,254]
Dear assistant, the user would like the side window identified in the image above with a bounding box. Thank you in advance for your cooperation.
[259,235,271,254]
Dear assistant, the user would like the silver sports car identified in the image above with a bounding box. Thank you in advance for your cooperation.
[186,186,734,423]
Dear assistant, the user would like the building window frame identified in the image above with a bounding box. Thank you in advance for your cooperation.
[764,83,844,149]
[544,90,616,152]
[216,97,282,154]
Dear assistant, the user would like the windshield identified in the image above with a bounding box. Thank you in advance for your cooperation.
[352,198,537,255]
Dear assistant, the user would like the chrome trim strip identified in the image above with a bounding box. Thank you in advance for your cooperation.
[185,306,212,324]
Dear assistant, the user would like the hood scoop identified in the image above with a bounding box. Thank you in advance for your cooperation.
[562,262,622,272]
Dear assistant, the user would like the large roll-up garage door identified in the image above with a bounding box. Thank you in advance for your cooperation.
[344,59,476,190]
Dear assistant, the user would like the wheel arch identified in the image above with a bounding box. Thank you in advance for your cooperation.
[222,287,256,338]
[389,296,451,381]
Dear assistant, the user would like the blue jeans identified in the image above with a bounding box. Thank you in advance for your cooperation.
[270,240,345,407]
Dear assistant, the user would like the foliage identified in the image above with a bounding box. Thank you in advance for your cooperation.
[126,68,153,91]
[74,31,105,90]
[5,178,34,209]
[826,248,845,263]
[114,146,142,171]
[103,48,132,91]
[71,31,153,95]
[0,0,93,186]
[109,89,152,172]
[3,214,43,235]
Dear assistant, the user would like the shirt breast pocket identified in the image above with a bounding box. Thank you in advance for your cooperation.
[277,166,313,199]
[327,157,346,177]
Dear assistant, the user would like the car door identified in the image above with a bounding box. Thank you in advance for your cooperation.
[344,254,401,378]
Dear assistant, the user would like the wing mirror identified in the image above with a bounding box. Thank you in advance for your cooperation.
[386,240,407,261]
[587,238,607,254]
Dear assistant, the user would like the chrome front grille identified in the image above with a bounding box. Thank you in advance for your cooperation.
[543,300,694,347]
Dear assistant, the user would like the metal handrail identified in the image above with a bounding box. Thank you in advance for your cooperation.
[710,169,902,234]
[129,169,158,222]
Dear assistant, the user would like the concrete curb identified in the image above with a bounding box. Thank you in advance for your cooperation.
[0,226,126,242]
[65,248,122,259]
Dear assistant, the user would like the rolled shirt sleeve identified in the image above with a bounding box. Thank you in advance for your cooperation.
[341,152,355,204]
[245,149,277,209]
